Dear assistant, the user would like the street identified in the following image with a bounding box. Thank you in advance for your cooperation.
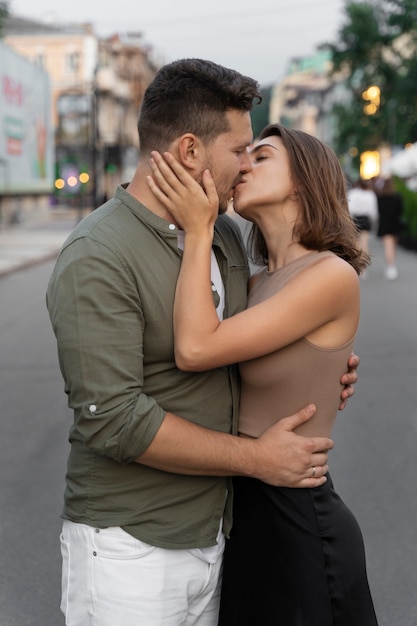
[0,261,69,625]
[330,235,417,625]
[0,235,416,625]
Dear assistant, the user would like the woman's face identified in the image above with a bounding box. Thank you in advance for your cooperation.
[232,135,295,221]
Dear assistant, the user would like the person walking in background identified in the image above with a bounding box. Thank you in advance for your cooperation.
[375,176,404,280]
[347,177,378,275]
[147,123,378,625]
[46,59,360,626]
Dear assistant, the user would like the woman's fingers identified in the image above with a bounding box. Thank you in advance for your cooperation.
[201,169,219,208]
[149,152,181,197]
[161,151,198,187]
[146,151,219,224]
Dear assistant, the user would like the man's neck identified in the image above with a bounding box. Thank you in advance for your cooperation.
[126,171,179,225]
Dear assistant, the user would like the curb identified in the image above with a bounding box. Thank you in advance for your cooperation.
[0,249,61,279]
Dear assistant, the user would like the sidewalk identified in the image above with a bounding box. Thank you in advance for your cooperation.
[0,208,84,279]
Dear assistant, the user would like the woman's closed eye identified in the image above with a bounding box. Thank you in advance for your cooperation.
[252,152,268,164]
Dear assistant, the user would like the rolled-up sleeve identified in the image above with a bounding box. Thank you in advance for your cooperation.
[46,236,165,464]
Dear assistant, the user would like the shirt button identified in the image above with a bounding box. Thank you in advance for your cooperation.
[168,223,176,230]
[89,404,97,413]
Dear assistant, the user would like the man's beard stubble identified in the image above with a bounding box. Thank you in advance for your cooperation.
[195,169,228,215]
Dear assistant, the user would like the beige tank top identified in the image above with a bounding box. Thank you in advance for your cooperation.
[238,251,355,438]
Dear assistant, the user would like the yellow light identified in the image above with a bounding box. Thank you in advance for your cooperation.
[79,172,90,183]
[360,151,380,180]
[67,176,78,187]
[55,178,65,190]
[364,103,377,115]
[362,85,380,114]
[367,86,380,100]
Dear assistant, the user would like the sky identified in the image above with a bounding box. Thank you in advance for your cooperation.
[11,0,347,86]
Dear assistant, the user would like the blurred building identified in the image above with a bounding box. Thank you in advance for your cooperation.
[94,32,157,201]
[269,50,349,149]
[4,15,158,207]
[0,41,54,223]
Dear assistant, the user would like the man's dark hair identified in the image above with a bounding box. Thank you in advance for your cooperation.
[138,58,261,156]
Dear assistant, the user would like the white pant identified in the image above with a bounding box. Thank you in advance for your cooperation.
[60,520,223,626]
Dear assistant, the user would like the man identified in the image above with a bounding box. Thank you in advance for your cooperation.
[47,58,359,626]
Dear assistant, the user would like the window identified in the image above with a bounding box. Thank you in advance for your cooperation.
[65,51,80,74]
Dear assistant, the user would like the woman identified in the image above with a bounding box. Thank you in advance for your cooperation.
[147,124,378,625]
[375,176,404,280]
[347,176,378,269]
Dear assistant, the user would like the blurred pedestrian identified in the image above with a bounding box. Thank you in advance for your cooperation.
[375,176,404,280]
[347,177,378,273]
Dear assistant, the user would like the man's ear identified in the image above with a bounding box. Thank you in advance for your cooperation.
[177,134,204,169]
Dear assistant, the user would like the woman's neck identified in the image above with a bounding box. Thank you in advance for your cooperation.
[257,215,309,272]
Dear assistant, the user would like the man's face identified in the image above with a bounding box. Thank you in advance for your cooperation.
[203,110,253,213]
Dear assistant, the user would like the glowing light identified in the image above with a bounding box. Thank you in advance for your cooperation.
[55,178,65,190]
[362,85,380,115]
[364,103,378,115]
[360,151,380,180]
[67,176,78,187]
[79,172,89,183]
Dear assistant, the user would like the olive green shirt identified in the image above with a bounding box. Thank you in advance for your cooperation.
[46,185,249,549]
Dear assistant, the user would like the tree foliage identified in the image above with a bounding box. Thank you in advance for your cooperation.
[0,0,9,36]
[251,86,272,139]
[324,0,417,159]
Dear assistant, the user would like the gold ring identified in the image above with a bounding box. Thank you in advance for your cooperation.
[311,466,317,477]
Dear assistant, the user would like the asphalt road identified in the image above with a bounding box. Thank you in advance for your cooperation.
[0,261,69,625]
[329,235,417,625]
[0,234,416,625]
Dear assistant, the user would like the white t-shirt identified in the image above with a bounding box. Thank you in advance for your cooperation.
[347,187,378,220]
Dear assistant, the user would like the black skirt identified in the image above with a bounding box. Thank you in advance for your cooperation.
[219,475,378,626]
[377,193,404,236]
[353,215,372,232]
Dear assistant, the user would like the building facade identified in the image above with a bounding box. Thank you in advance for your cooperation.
[269,51,340,143]
[4,15,157,210]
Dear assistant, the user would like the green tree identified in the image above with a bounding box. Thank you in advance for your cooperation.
[0,1,10,36]
[251,86,272,139]
[324,0,417,160]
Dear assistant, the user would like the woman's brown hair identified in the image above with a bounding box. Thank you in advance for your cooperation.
[247,124,370,275]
